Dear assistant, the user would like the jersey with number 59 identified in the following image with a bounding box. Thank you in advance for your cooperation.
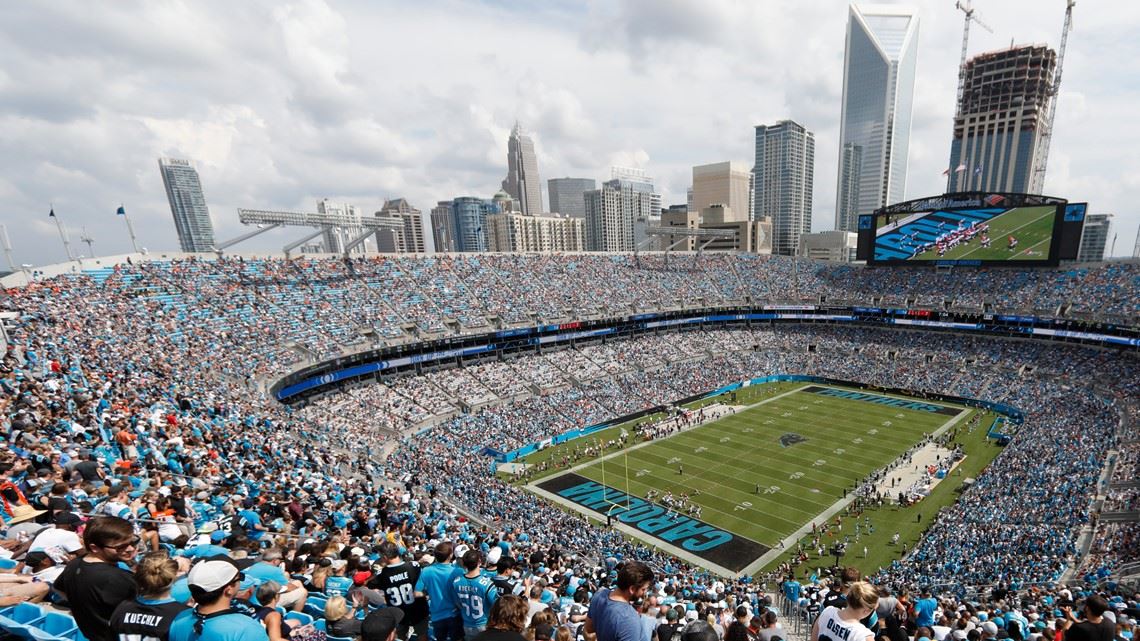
[452,573,498,629]
[370,561,429,625]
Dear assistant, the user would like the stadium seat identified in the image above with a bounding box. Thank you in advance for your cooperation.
[284,611,313,626]
[28,612,78,641]
[304,595,327,618]
[313,619,326,632]
[0,558,18,570]
[0,602,46,639]
[327,636,355,641]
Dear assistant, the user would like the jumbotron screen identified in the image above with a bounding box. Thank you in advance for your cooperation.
[868,204,1062,265]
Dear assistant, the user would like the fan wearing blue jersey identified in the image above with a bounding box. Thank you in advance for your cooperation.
[453,550,499,639]
[415,541,465,641]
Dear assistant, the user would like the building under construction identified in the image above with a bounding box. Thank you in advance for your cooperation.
[947,44,1057,194]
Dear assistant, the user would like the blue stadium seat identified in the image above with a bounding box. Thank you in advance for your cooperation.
[28,612,78,641]
[284,611,313,626]
[0,602,46,638]
[0,558,18,570]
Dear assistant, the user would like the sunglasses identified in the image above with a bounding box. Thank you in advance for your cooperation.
[103,537,141,552]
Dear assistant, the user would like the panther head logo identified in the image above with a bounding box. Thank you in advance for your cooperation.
[779,433,807,448]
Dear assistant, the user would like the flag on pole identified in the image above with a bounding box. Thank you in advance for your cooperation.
[974,163,984,176]
[49,208,56,218]
[954,163,967,174]
[941,167,951,177]
[116,206,126,216]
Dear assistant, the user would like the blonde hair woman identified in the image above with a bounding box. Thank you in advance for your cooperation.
[811,581,879,641]
[108,552,189,641]
[325,595,364,639]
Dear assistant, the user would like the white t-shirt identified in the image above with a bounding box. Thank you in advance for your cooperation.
[29,528,83,553]
[816,606,875,641]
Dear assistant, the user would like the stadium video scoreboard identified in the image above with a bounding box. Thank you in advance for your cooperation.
[855,193,1087,267]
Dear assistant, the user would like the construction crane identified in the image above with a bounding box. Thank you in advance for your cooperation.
[1032,0,1076,189]
[953,0,993,121]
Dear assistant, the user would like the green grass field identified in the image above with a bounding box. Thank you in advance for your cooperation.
[524,383,989,575]
[932,205,1056,261]
[569,384,961,542]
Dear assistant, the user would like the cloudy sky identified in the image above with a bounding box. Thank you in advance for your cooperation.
[2,0,1138,266]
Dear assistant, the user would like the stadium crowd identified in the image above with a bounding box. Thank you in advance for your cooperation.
[0,254,1137,641]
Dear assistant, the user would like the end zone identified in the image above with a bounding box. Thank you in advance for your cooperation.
[530,472,769,576]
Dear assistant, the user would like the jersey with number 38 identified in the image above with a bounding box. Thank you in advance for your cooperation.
[371,561,429,624]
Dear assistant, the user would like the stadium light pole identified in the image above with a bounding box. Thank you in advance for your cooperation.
[0,224,16,273]
[118,205,141,254]
[49,207,76,261]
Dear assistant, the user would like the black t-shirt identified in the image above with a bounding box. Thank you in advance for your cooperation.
[55,558,138,641]
[492,574,518,598]
[109,597,189,640]
[75,460,102,481]
[1065,619,1116,641]
[369,561,429,624]
[657,623,683,641]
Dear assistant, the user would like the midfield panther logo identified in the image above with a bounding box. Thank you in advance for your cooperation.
[779,433,807,448]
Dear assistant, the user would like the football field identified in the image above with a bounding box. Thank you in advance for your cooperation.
[527,383,971,575]
[938,205,1055,260]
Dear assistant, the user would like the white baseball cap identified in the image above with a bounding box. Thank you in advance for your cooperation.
[188,559,241,593]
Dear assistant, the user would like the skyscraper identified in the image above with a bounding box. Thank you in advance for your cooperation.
[547,178,596,218]
[584,184,636,252]
[502,123,543,216]
[375,198,433,253]
[692,162,751,223]
[158,158,216,252]
[947,44,1057,194]
[754,120,815,256]
[1077,213,1112,262]
[431,201,456,252]
[835,4,919,232]
[589,167,659,251]
[451,197,498,252]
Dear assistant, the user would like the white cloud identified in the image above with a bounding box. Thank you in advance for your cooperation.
[1,0,1138,263]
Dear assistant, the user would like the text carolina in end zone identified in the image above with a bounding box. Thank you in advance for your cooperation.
[536,472,768,572]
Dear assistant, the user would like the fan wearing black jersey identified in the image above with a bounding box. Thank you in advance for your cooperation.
[369,541,430,641]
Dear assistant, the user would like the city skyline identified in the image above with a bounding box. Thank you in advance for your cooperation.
[2,1,1138,264]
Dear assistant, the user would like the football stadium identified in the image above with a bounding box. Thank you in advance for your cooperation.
[1,249,1137,641]
[3,1,1139,639]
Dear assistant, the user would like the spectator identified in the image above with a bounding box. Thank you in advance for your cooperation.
[326,595,364,639]
[54,516,140,641]
[167,557,270,641]
[585,561,656,641]
[1063,596,1116,641]
[109,551,189,641]
[473,594,530,641]
[812,581,879,641]
[415,541,464,641]
[252,581,295,641]
[363,607,406,641]
[453,549,498,638]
